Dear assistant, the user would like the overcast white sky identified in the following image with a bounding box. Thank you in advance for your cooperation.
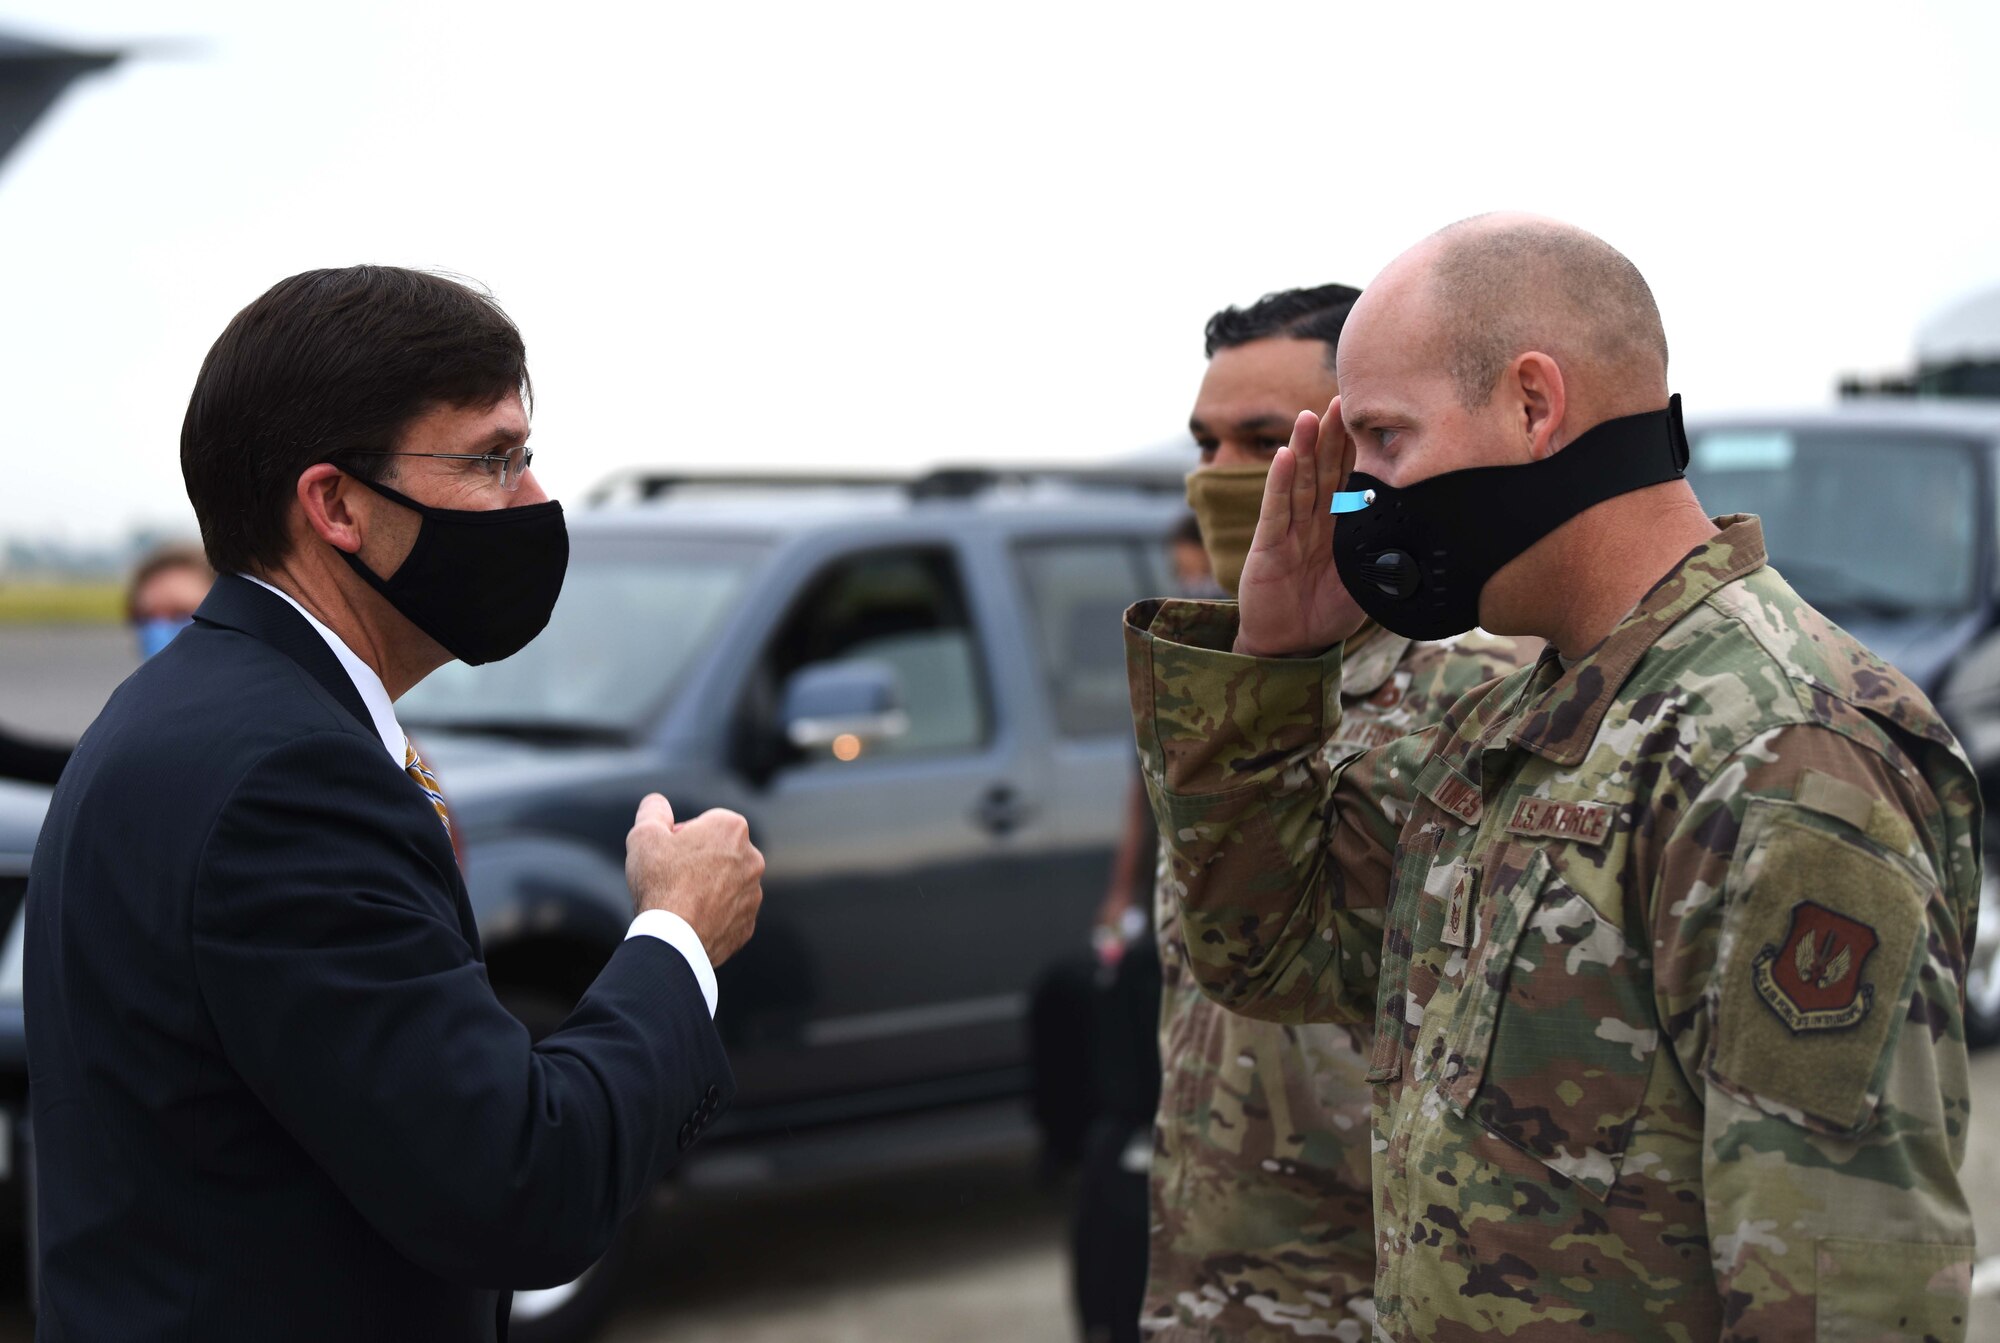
[3,0,1998,544]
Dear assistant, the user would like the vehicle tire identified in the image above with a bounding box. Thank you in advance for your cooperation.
[1965,818,2000,1050]
[497,986,644,1343]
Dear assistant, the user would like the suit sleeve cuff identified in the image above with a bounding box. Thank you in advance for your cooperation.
[626,909,719,1016]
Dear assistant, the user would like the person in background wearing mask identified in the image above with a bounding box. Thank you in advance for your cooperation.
[1146,284,1534,1341]
[1133,216,1979,1339]
[0,544,214,786]
[126,542,214,660]
[26,266,766,1343]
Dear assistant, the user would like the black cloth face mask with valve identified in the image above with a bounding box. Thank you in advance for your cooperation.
[338,474,570,665]
[1328,396,1690,641]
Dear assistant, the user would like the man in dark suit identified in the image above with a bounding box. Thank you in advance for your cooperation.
[25,266,765,1341]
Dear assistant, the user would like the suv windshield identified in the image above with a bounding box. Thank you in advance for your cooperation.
[401,536,767,740]
[1685,427,1982,618]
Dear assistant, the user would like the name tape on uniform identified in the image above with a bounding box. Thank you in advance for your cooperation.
[1426,771,1483,826]
[1506,796,1614,847]
[1330,719,1407,756]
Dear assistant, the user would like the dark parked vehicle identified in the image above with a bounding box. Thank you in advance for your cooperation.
[1683,401,2000,1043]
[395,468,1184,1338]
[0,780,38,1290]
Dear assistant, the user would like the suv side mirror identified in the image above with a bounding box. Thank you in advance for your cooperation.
[780,661,910,753]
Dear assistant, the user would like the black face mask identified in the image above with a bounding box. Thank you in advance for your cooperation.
[1330,396,1690,641]
[339,475,569,666]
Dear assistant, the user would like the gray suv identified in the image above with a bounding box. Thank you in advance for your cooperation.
[393,467,1185,1337]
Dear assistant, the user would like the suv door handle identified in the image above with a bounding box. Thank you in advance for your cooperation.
[972,784,1033,837]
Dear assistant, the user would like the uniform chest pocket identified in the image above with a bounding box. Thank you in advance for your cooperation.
[1367,821,1448,1087]
[1434,847,1657,1201]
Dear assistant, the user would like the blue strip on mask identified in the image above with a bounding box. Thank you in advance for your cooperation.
[1329,490,1375,515]
[136,616,192,661]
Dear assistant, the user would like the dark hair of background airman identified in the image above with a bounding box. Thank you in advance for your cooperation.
[1204,283,1364,368]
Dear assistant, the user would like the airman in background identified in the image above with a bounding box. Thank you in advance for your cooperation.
[1150,284,1536,1340]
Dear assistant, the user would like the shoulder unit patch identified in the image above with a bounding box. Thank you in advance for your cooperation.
[1752,901,1880,1032]
[1707,803,1927,1135]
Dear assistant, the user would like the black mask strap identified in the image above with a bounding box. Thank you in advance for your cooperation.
[1377,395,1689,579]
[1435,395,1687,550]
[343,472,563,527]
[1331,397,1690,641]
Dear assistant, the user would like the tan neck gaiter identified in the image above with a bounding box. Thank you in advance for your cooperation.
[1184,464,1270,597]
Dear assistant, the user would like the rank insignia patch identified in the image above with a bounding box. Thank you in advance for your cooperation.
[1752,900,1880,1033]
[1442,863,1477,948]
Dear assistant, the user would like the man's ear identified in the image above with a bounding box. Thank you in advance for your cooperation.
[296,464,365,556]
[1510,352,1567,461]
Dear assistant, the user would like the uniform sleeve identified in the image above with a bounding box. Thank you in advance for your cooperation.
[1124,598,1419,1025]
[191,731,733,1289]
[1653,722,1979,1340]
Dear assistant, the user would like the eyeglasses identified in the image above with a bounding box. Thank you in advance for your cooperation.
[346,445,536,492]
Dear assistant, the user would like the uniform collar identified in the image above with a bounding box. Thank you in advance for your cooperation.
[1338,620,1413,699]
[1508,514,1766,766]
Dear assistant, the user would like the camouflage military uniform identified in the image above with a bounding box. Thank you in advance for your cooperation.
[1125,516,1981,1341]
[1144,624,1535,1341]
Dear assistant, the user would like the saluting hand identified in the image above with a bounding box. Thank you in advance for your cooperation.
[625,794,765,966]
[1234,398,1370,658]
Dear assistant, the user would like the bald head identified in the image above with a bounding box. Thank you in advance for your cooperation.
[1419,214,1667,409]
[1330,214,1712,656]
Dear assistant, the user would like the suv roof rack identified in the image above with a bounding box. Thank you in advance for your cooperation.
[588,462,1186,507]
[588,470,908,506]
[907,463,1184,498]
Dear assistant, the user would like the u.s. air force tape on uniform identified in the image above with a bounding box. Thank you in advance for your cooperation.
[1708,788,1928,1136]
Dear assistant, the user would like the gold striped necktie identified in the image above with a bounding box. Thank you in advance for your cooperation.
[403,740,454,839]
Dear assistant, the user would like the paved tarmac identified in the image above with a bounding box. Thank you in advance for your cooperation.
[4,624,2000,1341]
[0,622,131,740]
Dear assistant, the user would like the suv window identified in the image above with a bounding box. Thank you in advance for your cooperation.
[402,536,768,738]
[753,547,990,764]
[1016,539,1151,738]
[1686,427,1982,617]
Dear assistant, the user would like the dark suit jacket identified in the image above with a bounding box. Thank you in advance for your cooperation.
[25,575,731,1342]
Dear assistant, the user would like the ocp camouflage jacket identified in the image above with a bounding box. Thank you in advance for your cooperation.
[1123,515,1981,1341]
[1144,625,1536,1341]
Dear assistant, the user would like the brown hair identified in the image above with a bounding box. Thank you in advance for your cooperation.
[125,542,213,620]
[180,266,530,574]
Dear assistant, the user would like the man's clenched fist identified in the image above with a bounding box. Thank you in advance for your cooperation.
[624,794,764,967]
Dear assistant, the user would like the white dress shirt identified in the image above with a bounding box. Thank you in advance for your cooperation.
[240,575,719,1015]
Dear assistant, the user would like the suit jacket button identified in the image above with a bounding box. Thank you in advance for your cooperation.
[705,1085,721,1107]
[678,1122,694,1150]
